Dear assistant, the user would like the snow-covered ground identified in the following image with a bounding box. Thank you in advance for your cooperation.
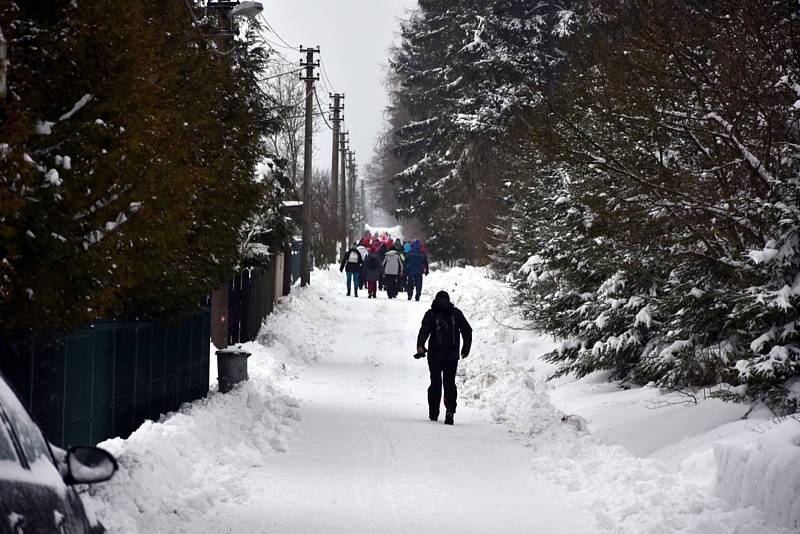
[81,266,798,533]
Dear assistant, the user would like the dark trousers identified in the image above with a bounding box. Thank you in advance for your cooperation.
[406,274,423,300]
[428,358,458,416]
[384,274,399,297]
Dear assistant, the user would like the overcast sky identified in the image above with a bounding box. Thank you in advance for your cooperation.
[259,0,418,171]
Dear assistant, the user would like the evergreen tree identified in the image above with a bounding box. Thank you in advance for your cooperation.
[0,1,284,329]
[507,0,800,410]
[390,0,568,261]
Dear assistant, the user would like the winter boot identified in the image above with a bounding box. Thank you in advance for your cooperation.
[429,412,439,421]
[354,290,358,297]
[346,290,350,296]
[444,411,454,425]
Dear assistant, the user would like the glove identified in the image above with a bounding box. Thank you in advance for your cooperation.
[460,352,468,359]
[414,347,427,359]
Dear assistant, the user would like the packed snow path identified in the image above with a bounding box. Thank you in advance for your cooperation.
[209,292,596,533]
[83,268,793,533]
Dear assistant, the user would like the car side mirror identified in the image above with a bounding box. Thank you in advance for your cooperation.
[64,446,118,485]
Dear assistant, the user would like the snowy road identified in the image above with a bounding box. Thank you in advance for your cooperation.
[85,268,793,533]
[209,292,596,533]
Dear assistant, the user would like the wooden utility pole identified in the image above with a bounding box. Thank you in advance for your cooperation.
[339,130,348,253]
[300,46,319,287]
[329,93,343,259]
[347,150,356,230]
[360,175,366,224]
[348,150,356,231]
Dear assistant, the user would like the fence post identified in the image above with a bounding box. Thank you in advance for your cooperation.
[210,285,228,350]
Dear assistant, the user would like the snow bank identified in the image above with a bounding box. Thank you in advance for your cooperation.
[81,373,299,532]
[82,279,338,533]
[426,266,795,533]
[714,419,800,530]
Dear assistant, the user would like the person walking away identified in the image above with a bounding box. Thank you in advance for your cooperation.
[356,241,369,290]
[383,248,404,299]
[398,241,409,296]
[404,240,429,301]
[364,246,383,299]
[415,291,472,424]
[378,242,389,291]
[339,243,363,297]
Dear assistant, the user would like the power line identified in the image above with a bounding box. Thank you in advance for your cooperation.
[284,86,314,111]
[263,34,297,53]
[258,67,304,81]
[259,14,299,50]
[319,57,339,94]
[313,88,334,130]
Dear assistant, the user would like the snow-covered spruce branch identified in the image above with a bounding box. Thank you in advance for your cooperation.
[33,94,93,136]
[703,112,778,186]
[80,201,143,250]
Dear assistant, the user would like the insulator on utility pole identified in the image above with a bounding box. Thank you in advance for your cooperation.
[329,93,343,259]
[300,46,320,287]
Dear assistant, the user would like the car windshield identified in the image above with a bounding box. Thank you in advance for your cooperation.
[0,378,51,465]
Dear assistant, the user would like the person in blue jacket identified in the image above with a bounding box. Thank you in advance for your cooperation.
[404,240,429,301]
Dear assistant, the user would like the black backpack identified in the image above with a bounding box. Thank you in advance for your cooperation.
[434,312,458,349]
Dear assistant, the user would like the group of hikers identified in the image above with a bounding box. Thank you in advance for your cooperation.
[339,230,429,301]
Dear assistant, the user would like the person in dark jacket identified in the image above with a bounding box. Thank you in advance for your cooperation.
[378,242,389,291]
[339,244,363,297]
[363,246,384,299]
[404,240,429,301]
[416,291,472,424]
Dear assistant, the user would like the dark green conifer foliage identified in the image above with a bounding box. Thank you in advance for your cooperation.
[390,0,800,409]
[0,1,281,329]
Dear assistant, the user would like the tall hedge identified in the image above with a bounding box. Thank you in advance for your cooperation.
[0,1,281,329]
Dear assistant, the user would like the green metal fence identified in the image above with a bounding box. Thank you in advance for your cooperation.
[0,309,211,448]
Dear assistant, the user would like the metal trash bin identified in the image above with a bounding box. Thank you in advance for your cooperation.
[216,348,251,393]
